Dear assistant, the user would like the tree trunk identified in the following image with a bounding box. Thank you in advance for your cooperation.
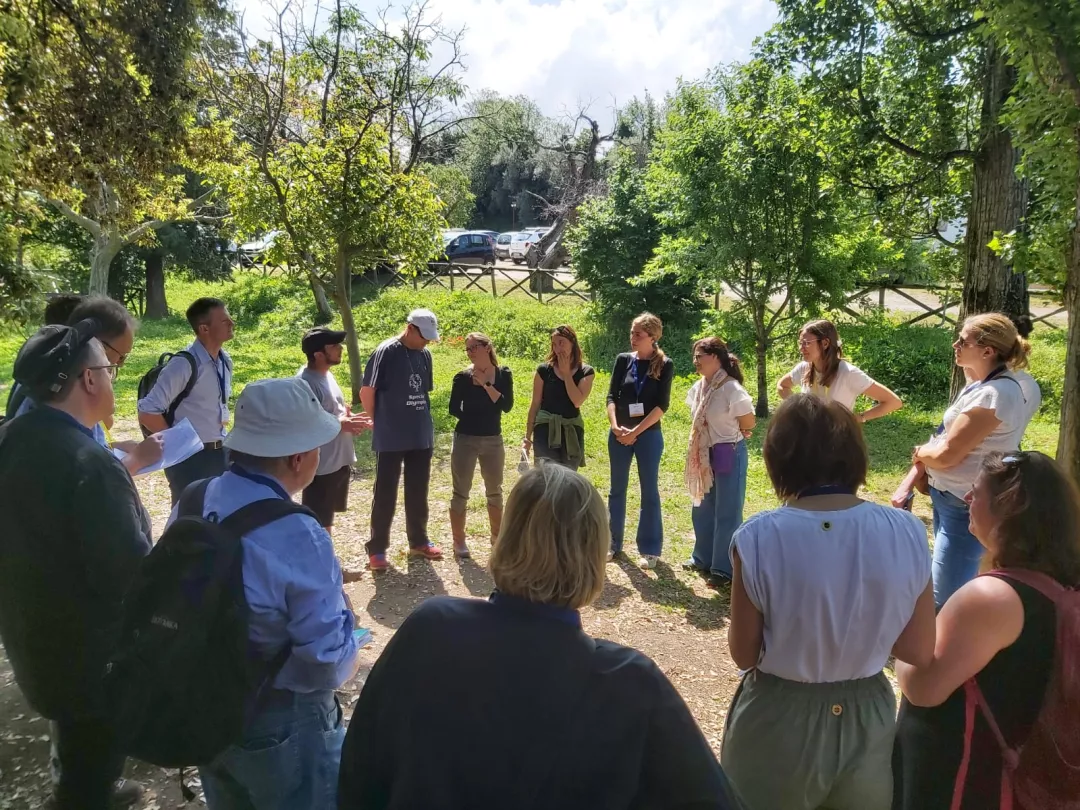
[310,274,332,324]
[144,252,168,318]
[335,242,364,406]
[753,306,769,417]
[88,231,122,296]
[1058,137,1080,486]
[953,44,1030,396]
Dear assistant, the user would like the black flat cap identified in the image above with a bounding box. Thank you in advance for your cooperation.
[13,318,101,395]
[302,327,348,356]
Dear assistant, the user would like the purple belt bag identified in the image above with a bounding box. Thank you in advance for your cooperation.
[710,442,736,475]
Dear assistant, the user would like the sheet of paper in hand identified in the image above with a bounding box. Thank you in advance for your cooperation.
[111,418,205,476]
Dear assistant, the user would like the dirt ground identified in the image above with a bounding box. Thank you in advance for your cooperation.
[0,424,738,809]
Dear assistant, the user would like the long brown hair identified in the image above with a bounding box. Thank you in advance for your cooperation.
[545,324,583,370]
[693,337,743,383]
[465,332,499,369]
[980,451,1080,586]
[800,319,843,389]
[632,312,667,379]
[963,312,1031,370]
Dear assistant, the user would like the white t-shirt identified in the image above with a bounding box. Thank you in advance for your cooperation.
[1012,370,1042,427]
[928,375,1026,500]
[789,360,873,411]
[732,502,931,683]
[297,367,355,476]
[685,378,754,444]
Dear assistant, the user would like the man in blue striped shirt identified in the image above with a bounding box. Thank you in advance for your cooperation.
[166,378,359,809]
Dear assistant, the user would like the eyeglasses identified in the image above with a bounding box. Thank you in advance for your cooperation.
[953,336,982,349]
[798,338,820,347]
[100,339,128,366]
[465,344,487,353]
[85,364,119,382]
[693,353,709,361]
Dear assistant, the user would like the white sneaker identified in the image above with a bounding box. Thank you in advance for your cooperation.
[606,550,616,562]
[638,555,658,570]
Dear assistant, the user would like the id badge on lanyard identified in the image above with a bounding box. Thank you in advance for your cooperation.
[629,359,646,417]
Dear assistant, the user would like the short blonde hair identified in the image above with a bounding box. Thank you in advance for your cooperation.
[490,464,608,609]
[963,312,1031,370]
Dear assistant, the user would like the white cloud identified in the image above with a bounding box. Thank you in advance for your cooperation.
[233,0,778,117]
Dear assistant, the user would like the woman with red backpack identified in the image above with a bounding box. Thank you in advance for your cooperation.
[892,450,1080,809]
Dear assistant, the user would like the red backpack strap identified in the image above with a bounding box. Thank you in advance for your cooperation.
[986,569,1068,604]
[967,678,1022,810]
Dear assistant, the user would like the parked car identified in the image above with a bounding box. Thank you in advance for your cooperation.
[494,232,513,261]
[432,231,496,268]
[509,231,543,264]
[475,230,500,240]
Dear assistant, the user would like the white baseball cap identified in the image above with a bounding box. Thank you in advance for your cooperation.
[407,308,440,341]
[224,378,340,457]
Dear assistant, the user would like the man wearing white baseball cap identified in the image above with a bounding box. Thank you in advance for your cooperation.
[359,307,442,570]
[178,378,360,809]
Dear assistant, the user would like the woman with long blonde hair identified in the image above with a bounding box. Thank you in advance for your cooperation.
[605,313,675,568]
[776,319,902,423]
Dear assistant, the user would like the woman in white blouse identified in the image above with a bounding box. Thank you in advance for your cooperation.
[683,338,755,588]
[723,394,936,810]
[776,319,902,422]
[913,313,1030,606]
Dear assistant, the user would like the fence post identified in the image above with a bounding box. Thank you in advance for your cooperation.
[449,266,455,292]
[412,274,418,291]
[878,287,885,310]
[537,271,543,303]
[491,266,497,298]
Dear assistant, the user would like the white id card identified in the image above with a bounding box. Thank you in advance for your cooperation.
[629,403,645,417]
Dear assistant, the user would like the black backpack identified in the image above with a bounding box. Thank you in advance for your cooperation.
[137,351,198,437]
[106,478,318,767]
[2,382,28,425]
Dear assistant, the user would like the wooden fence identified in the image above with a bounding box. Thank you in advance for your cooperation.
[356,262,592,304]
[838,282,1067,329]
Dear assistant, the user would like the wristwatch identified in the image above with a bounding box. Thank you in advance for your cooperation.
[484,381,494,388]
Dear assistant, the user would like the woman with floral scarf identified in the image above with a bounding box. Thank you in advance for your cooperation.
[684,338,755,588]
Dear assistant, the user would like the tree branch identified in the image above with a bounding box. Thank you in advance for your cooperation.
[47,197,101,238]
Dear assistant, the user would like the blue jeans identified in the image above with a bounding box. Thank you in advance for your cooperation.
[691,441,749,579]
[930,486,984,607]
[200,690,344,810]
[608,428,664,556]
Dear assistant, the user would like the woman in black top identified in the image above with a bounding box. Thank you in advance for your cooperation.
[606,313,674,569]
[523,324,595,471]
[893,451,1080,809]
[447,332,513,558]
[338,464,745,810]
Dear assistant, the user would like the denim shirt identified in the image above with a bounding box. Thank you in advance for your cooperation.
[166,470,358,692]
[13,388,109,448]
[137,340,232,442]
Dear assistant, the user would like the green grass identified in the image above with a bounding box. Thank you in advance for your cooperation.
[0,273,1064,585]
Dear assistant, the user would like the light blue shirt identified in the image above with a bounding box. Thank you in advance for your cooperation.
[137,340,232,442]
[166,469,358,693]
[13,386,109,448]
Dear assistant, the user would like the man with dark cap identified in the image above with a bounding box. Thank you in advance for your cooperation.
[0,321,151,809]
[297,327,371,534]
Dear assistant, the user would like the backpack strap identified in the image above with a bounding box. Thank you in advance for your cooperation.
[988,568,1070,605]
[218,498,320,538]
[164,351,199,426]
[176,478,213,519]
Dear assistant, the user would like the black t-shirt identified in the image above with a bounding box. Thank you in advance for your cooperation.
[338,594,744,810]
[892,577,1057,810]
[606,352,674,431]
[448,366,514,436]
[537,363,595,418]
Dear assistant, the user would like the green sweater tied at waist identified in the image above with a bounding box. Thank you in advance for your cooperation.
[534,410,586,468]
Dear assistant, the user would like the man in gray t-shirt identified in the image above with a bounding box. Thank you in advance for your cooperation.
[298,328,370,535]
[359,309,441,570]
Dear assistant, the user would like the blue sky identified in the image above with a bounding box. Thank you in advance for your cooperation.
[234,0,778,117]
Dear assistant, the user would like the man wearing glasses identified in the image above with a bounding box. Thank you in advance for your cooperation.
[0,320,152,809]
[138,297,235,503]
[7,296,164,475]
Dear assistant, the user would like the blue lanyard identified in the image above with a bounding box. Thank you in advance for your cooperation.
[629,357,648,401]
[230,464,291,501]
[797,484,856,498]
[935,365,1008,435]
[214,355,228,405]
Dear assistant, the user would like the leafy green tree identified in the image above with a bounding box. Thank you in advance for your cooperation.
[422,164,475,229]
[568,145,703,327]
[647,62,870,415]
[200,2,460,401]
[0,0,226,295]
[983,0,1080,481]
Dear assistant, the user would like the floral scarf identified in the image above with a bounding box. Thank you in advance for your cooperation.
[685,368,730,506]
